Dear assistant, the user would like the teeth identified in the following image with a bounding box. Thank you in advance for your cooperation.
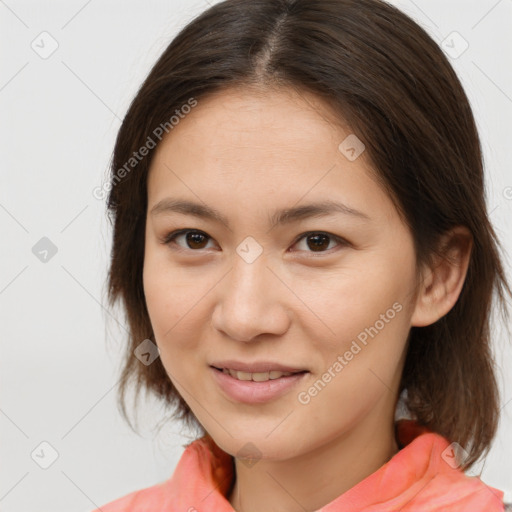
[222,368,295,381]
[269,370,292,379]
[251,372,269,382]
[234,370,254,381]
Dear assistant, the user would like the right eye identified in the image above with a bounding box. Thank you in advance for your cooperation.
[162,229,216,251]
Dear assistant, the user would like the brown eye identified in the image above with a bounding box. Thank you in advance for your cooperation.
[184,231,209,249]
[306,233,330,251]
[163,230,214,250]
[292,232,345,253]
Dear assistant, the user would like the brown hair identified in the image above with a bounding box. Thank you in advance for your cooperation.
[105,0,511,468]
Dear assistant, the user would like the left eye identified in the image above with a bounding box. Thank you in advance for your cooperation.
[162,230,346,254]
[292,232,345,253]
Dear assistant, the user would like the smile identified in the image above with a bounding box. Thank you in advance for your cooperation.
[210,366,309,404]
[215,367,305,381]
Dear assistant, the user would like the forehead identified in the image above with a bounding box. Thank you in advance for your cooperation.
[158,86,349,155]
[146,86,398,228]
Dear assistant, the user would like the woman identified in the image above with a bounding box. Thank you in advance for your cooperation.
[95,0,511,510]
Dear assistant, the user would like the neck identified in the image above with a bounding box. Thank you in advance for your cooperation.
[227,410,399,512]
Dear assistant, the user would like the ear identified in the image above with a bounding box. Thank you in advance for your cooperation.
[410,226,473,327]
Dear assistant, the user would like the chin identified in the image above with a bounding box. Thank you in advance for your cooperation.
[208,425,301,462]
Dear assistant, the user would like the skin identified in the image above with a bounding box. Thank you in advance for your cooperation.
[143,85,472,512]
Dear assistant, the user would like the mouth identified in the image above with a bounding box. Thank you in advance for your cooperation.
[211,366,308,382]
[209,365,309,404]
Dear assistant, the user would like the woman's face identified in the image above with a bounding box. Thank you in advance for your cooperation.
[143,86,422,459]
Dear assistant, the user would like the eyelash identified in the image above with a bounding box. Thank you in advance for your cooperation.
[160,229,348,255]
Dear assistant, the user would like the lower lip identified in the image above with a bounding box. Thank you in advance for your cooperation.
[210,367,309,404]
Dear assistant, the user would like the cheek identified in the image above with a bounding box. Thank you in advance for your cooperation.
[306,253,415,387]
[143,263,175,334]
[311,260,410,339]
[300,291,411,429]
[142,254,212,363]
[143,275,202,386]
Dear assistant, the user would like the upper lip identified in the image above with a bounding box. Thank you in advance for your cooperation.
[210,360,308,373]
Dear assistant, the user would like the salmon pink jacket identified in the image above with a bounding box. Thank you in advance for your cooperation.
[94,419,506,511]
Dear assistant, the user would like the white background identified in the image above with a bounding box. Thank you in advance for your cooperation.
[1,1,511,511]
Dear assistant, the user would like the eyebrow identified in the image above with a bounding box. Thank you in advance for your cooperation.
[150,198,371,228]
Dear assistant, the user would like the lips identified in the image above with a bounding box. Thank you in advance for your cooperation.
[210,365,309,403]
[210,360,308,374]
[215,367,304,382]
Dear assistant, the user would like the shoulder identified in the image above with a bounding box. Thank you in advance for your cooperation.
[406,467,507,511]
[90,479,170,512]
[89,435,220,512]
[392,421,507,511]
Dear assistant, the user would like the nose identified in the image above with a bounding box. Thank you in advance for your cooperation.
[210,253,291,342]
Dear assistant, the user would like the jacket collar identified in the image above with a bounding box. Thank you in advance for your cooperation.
[166,420,504,511]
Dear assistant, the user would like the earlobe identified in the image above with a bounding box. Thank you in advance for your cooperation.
[410,226,473,327]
